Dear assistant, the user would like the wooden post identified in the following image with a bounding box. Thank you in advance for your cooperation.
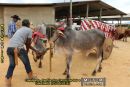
[118,19,119,27]
[49,44,52,72]
[112,19,114,24]
[49,27,52,72]
[120,15,123,29]
[86,3,89,18]
[70,0,73,28]
[98,16,100,21]
[99,8,102,22]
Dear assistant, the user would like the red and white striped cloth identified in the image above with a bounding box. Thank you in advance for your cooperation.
[81,19,91,31]
[80,19,116,38]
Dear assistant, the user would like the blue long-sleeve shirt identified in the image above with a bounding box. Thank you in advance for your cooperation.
[8,21,17,38]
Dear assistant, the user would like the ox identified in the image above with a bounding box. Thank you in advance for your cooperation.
[50,27,105,79]
[32,24,56,68]
[113,29,130,42]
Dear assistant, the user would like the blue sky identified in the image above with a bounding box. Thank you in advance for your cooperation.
[0,0,130,13]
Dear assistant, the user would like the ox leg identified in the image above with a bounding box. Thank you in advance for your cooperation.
[92,50,103,76]
[38,56,43,68]
[38,47,48,68]
[98,58,103,72]
[62,48,73,79]
[92,57,102,76]
[66,54,72,79]
[63,69,67,75]
[32,51,37,62]
[63,54,72,75]
[125,35,127,42]
[98,50,103,72]
[123,37,124,42]
[63,56,69,75]
[38,59,42,68]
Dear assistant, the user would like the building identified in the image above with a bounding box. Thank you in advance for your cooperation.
[0,3,55,35]
[0,0,127,35]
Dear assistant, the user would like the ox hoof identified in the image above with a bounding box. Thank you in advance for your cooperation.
[92,70,96,76]
[63,70,67,75]
[33,58,37,62]
[66,75,70,79]
[38,62,42,68]
[98,67,102,72]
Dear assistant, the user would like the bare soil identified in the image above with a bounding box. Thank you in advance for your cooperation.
[0,37,130,87]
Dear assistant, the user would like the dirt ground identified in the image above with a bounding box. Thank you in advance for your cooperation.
[0,37,130,87]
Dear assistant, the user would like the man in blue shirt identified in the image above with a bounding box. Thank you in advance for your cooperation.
[8,15,21,38]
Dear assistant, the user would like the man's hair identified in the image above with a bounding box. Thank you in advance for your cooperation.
[22,19,30,27]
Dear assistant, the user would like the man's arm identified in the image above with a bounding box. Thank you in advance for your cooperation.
[25,38,37,53]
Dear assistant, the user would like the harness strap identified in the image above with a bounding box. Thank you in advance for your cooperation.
[32,32,46,45]
[32,32,46,38]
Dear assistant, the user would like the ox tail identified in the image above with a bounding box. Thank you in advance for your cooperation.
[102,36,105,60]
[103,33,115,60]
[101,48,104,62]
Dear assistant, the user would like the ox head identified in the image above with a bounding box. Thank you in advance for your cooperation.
[34,24,57,41]
[49,24,68,43]
[50,29,65,42]
[48,21,70,43]
[46,24,57,40]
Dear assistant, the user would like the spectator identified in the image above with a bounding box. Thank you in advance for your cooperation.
[8,15,21,38]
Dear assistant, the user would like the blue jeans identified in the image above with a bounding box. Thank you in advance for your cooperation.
[6,47,32,79]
